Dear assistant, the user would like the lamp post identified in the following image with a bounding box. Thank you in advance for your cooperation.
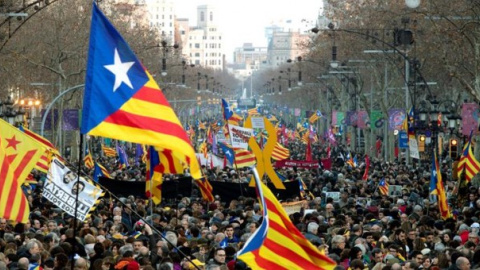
[413,97,460,163]
[160,40,179,77]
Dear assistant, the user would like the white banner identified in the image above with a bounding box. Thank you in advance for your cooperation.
[409,137,420,159]
[43,158,104,221]
[228,124,253,149]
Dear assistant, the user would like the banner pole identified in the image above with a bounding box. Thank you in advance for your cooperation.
[71,133,83,269]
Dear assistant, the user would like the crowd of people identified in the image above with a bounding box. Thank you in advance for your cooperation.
[1,126,480,270]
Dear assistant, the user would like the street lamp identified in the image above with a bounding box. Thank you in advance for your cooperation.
[160,40,180,76]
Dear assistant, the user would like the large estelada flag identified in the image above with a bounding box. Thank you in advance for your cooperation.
[81,3,201,179]
[0,119,46,223]
[237,168,336,269]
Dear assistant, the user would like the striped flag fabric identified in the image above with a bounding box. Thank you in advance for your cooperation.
[271,142,290,161]
[145,146,163,204]
[362,155,370,181]
[378,178,389,195]
[237,168,336,269]
[81,3,201,180]
[234,148,256,168]
[248,107,259,116]
[83,152,94,170]
[93,162,112,181]
[157,148,185,174]
[457,131,480,182]
[18,126,58,173]
[431,149,451,219]
[308,110,322,124]
[0,119,46,223]
[102,144,117,157]
[195,177,214,202]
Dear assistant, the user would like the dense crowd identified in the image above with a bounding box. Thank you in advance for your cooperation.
[1,133,479,270]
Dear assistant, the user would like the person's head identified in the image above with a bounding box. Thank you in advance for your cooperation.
[326,204,334,213]
[328,216,336,226]
[411,251,423,265]
[395,229,406,242]
[403,260,419,270]
[74,257,89,270]
[307,222,319,235]
[47,220,57,232]
[133,239,144,254]
[214,247,226,264]
[349,259,364,270]
[456,257,471,270]
[18,258,29,270]
[408,229,417,241]
[371,248,383,263]
[27,240,40,255]
[0,218,6,230]
[224,225,234,238]
[332,235,346,249]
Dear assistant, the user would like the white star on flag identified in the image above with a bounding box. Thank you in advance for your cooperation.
[104,48,135,92]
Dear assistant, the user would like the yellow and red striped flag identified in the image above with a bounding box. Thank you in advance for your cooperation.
[83,152,94,169]
[308,110,322,124]
[157,148,185,174]
[81,3,201,180]
[248,107,259,116]
[195,177,214,202]
[0,119,46,223]
[102,144,117,157]
[237,169,336,269]
[18,126,58,173]
[145,146,163,205]
[271,142,290,161]
[457,130,480,182]
[378,178,389,195]
[234,148,256,168]
[431,149,451,219]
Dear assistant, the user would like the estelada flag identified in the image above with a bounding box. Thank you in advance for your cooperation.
[0,119,46,223]
[81,3,201,179]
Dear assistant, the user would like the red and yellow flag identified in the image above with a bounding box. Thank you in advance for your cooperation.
[0,119,46,223]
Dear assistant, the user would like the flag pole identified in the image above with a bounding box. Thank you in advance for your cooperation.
[72,133,84,269]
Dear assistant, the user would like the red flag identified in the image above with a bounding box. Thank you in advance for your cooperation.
[362,155,370,181]
[305,139,312,161]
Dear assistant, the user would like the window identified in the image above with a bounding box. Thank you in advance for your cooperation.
[195,53,200,57]
[195,43,200,48]
[162,15,164,19]
[195,60,200,65]
[200,11,204,21]
[210,12,213,21]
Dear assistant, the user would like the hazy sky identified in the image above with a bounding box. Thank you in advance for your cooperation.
[174,0,323,61]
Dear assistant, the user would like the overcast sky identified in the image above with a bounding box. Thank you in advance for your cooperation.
[173,0,323,61]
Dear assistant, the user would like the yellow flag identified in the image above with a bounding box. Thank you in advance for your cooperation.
[0,119,46,223]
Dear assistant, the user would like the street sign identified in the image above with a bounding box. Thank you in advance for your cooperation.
[399,131,408,149]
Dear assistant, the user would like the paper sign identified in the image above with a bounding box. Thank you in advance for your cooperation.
[43,158,104,221]
[228,124,254,149]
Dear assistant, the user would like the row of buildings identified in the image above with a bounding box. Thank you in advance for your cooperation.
[109,0,330,91]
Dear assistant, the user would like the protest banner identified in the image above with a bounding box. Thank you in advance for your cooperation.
[274,159,320,169]
[228,124,254,149]
[43,158,104,221]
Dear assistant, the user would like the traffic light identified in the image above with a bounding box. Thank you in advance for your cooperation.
[450,138,458,158]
